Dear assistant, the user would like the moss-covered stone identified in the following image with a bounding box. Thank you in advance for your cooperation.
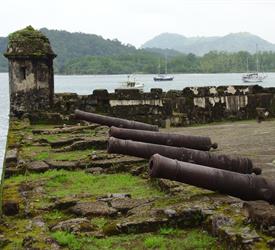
[5,26,56,58]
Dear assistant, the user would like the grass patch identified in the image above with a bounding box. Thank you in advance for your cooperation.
[20,145,51,161]
[50,229,223,250]
[5,170,164,199]
[43,210,68,221]
[92,217,109,229]
[159,227,179,236]
[177,230,218,249]
[50,150,92,161]
[34,134,67,142]
[144,235,165,249]
[52,231,82,250]
[45,171,164,198]
[20,145,92,161]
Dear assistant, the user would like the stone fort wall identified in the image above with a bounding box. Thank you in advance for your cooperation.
[30,84,275,126]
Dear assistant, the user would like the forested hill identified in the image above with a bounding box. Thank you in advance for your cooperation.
[0,28,143,73]
[142,32,275,55]
[1,28,275,74]
[40,28,137,71]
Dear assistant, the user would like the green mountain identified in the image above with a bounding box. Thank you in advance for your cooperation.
[0,28,172,73]
[0,28,143,73]
[1,28,275,74]
[142,32,275,55]
[40,28,138,72]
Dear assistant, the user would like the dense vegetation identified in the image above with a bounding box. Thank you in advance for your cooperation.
[1,28,275,74]
[61,50,275,74]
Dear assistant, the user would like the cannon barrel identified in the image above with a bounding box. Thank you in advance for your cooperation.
[74,109,159,131]
[149,154,275,203]
[109,126,217,151]
[107,137,261,174]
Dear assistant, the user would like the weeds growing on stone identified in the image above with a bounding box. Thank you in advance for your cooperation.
[51,229,222,250]
[21,145,92,161]
[144,235,165,249]
[159,227,179,236]
[6,169,164,199]
[52,231,81,250]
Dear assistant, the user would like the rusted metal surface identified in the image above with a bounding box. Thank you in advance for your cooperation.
[107,137,261,174]
[149,154,275,203]
[74,109,158,131]
[109,126,217,151]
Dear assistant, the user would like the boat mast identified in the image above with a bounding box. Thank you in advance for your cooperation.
[165,54,168,75]
[256,44,259,73]
[158,58,161,75]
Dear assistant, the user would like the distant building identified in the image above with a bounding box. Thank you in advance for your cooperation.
[4,26,56,116]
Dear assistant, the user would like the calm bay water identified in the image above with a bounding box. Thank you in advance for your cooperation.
[1,72,275,171]
[0,73,9,178]
[55,73,275,94]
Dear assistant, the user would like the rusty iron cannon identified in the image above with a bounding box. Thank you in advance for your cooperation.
[109,126,217,151]
[74,109,158,131]
[107,137,261,174]
[149,154,275,203]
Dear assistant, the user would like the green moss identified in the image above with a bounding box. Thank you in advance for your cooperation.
[50,150,92,161]
[2,182,23,216]
[153,196,184,208]
[20,145,92,161]
[20,145,51,161]
[5,26,55,57]
[1,218,50,250]
[92,217,109,230]
[43,210,70,223]
[6,131,22,148]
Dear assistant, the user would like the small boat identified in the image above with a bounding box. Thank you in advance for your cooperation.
[119,75,144,91]
[153,74,174,81]
[242,72,267,83]
[154,56,174,81]
[242,45,267,83]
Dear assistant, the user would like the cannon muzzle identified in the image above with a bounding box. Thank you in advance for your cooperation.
[149,154,275,203]
[74,109,158,131]
[109,126,217,151]
[107,137,261,174]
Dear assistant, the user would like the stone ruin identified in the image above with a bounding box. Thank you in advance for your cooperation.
[3,27,275,126]
[4,26,56,117]
[2,26,275,249]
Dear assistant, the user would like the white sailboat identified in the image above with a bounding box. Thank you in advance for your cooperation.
[242,45,267,83]
[154,56,174,81]
[119,75,144,91]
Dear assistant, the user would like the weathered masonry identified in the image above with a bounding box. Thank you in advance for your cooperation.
[1,26,56,212]
[48,85,275,127]
[4,26,56,117]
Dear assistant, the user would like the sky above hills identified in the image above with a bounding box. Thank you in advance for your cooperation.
[1,0,275,47]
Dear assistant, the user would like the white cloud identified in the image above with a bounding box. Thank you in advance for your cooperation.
[1,0,275,47]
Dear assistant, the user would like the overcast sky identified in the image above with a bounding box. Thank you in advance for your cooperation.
[1,0,275,47]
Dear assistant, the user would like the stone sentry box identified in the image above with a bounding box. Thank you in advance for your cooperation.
[4,26,56,116]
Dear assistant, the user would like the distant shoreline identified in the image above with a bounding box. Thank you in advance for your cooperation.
[1,71,275,75]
